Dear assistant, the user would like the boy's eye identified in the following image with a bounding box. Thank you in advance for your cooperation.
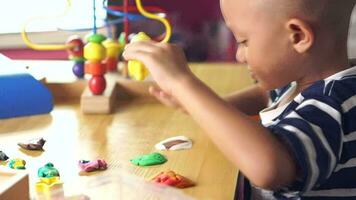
[237,40,248,46]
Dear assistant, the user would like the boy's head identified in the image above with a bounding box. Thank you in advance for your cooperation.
[221,0,356,91]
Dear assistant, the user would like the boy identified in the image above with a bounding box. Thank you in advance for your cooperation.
[123,0,356,199]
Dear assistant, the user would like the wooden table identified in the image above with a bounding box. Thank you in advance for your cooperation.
[0,61,254,200]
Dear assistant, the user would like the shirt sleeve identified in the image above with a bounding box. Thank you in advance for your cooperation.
[268,95,343,193]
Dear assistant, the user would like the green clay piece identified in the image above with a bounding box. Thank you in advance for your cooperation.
[86,33,106,43]
[130,152,167,166]
[38,162,60,178]
[9,158,26,170]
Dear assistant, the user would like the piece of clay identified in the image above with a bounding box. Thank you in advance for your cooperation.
[18,137,46,150]
[78,159,108,172]
[0,151,9,161]
[130,152,167,166]
[155,136,192,151]
[151,170,195,188]
[9,158,26,170]
[38,162,60,178]
[35,176,63,193]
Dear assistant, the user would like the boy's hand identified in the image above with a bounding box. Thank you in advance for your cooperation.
[123,41,195,96]
[149,86,187,114]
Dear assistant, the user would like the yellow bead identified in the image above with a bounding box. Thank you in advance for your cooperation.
[131,32,151,42]
[128,60,149,81]
[103,38,123,58]
[84,42,106,61]
[128,32,151,81]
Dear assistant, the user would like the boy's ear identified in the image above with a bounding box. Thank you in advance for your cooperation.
[286,19,314,53]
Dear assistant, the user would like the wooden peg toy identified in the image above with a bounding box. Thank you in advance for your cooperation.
[84,33,107,95]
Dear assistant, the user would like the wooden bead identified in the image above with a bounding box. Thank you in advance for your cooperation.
[128,60,149,81]
[104,57,118,72]
[103,38,123,58]
[130,32,151,43]
[66,35,84,58]
[72,62,84,78]
[84,42,106,62]
[84,61,106,76]
[69,56,85,62]
[89,76,106,95]
[128,32,151,81]
[85,33,106,43]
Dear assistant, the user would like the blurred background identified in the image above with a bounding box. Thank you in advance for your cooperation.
[0,0,355,62]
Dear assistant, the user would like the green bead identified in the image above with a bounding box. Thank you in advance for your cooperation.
[118,32,126,45]
[69,56,85,62]
[86,33,106,43]
[130,152,167,166]
[38,162,60,178]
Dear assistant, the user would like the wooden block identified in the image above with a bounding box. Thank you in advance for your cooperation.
[80,78,117,114]
[116,77,157,101]
[0,169,29,200]
[45,79,87,101]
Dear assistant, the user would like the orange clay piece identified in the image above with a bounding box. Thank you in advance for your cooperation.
[151,170,195,188]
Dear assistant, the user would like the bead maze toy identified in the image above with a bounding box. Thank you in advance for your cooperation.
[21,0,172,114]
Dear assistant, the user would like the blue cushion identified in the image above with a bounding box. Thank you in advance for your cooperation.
[0,74,53,119]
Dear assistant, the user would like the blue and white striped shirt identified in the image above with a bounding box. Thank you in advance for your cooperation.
[259,66,356,200]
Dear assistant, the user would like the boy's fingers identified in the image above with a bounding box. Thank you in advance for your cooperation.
[148,86,160,96]
[149,86,180,108]
[159,91,181,107]
[154,93,179,108]
[149,86,187,114]
[122,49,152,62]
[124,41,160,54]
[178,107,188,114]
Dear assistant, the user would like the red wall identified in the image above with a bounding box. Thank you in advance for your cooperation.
[0,49,68,60]
[149,0,222,31]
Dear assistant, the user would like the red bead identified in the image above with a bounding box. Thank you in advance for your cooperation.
[104,57,118,72]
[89,76,106,95]
[66,35,84,58]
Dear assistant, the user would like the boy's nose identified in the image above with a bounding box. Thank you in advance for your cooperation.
[236,47,247,63]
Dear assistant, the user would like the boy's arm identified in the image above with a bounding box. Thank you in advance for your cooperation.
[150,84,268,116]
[224,85,269,116]
[176,76,296,189]
[123,41,297,189]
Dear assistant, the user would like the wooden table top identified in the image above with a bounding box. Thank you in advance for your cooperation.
[0,61,254,200]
